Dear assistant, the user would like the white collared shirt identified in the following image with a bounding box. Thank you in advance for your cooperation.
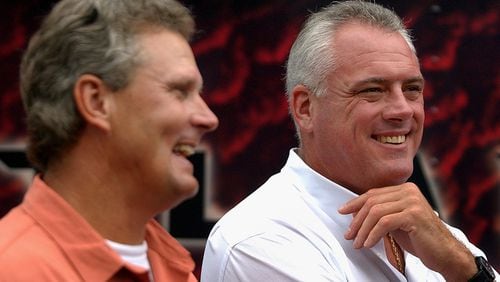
[201,149,495,281]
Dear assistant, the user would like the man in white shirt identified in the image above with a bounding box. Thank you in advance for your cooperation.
[201,1,498,281]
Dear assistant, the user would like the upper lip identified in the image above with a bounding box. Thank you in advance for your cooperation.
[373,128,411,137]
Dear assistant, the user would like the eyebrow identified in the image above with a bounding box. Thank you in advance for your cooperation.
[404,77,425,85]
[354,76,425,86]
[168,78,204,93]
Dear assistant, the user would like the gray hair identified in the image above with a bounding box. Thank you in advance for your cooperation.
[285,0,415,99]
[20,0,195,172]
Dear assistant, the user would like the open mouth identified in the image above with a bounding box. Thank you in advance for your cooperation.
[173,144,195,157]
[375,135,406,144]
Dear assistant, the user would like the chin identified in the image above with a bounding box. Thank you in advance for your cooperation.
[367,165,411,187]
[381,172,412,187]
[166,185,199,210]
[179,179,200,198]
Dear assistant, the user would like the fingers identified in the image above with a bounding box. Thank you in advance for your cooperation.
[350,200,407,248]
[337,183,479,279]
[338,185,402,215]
[339,183,427,249]
[362,212,404,248]
[341,185,404,241]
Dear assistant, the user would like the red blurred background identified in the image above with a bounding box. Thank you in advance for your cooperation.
[1,0,498,277]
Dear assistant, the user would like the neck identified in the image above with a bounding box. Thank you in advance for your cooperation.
[43,140,153,244]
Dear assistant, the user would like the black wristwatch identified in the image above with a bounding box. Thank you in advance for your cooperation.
[468,256,495,282]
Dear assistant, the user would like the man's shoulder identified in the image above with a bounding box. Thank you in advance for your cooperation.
[0,206,61,263]
[0,243,76,281]
[0,217,60,279]
[208,175,315,247]
[0,206,35,252]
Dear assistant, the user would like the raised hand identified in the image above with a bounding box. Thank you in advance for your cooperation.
[338,182,477,281]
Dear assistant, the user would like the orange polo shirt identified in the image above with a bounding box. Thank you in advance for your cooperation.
[0,175,197,281]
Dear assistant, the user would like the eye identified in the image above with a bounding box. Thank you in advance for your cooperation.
[166,80,200,100]
[359,87,383,93]
[166,86,190,100]
[357,87,385,102]
[403,85,423,100]
[174,89,189,98]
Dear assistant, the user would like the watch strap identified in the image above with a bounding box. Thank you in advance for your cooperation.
[468,256,495,282]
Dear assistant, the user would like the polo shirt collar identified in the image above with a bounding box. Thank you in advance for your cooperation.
[23,175,137,281]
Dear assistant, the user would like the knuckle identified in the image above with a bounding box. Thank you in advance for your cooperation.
[365,197,377,207]
[406,206,423,218]
[408,194,421,204]
[406,182,420,192]
[371,204,384,217]
[365,189,377,196]
[378,217,391,229]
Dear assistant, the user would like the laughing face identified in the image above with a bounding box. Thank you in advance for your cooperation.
[107,29,218,209]
[299,22,424,194]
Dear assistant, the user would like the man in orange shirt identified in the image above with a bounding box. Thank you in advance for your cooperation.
[0,0,218,281]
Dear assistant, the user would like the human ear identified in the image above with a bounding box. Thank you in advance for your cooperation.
[73,74,112,131]
[291,85,314,133]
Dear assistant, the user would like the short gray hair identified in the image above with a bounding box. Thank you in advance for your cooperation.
[20,0,195,172]
[285,0,415,98]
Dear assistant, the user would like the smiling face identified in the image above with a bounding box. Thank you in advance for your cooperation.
[297,22,424,194]
[107,28,218,210]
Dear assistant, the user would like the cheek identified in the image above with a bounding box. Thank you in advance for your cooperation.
[344,102,379,134]
[411,103,425,132]
[415,106,425,123]
[156,112,193,145]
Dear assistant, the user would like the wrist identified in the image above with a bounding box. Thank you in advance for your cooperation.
[440,247,476,281]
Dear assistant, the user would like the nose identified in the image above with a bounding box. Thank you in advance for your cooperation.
[192,96,219,132]
[382,89,414,122]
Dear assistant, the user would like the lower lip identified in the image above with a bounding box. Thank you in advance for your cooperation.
[174,153,194,169]
[378,141,405,145]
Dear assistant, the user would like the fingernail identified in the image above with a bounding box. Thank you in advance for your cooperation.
[353,237,361,249]
[344,227,352,238]
[363,240,370,248]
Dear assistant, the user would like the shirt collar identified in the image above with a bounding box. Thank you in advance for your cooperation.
[282,149,413,280]
[23,175,142,281]
[282,148,359,231]
[144,220,195,275]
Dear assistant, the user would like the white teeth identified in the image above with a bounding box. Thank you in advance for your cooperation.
[173,144,195,157]
[377,135,406,144]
